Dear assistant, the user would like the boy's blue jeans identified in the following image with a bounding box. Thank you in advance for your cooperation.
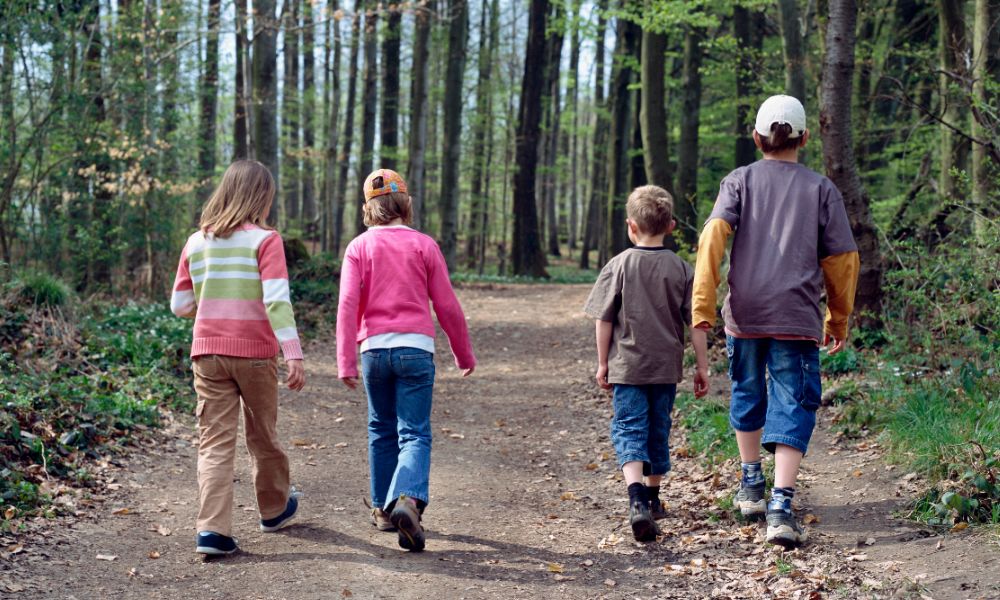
[361,348,435,510]
[610,384,677,476]
[726,336,821,455]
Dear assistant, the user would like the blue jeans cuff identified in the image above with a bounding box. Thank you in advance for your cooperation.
[617,454,649,471]
[647,461,671,476]
[730,415,766,433]
[761,434,809,455]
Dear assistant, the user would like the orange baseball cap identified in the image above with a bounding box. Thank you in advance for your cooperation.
[363,169,409,201]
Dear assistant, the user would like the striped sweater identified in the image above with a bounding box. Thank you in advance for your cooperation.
[170,225,303,361]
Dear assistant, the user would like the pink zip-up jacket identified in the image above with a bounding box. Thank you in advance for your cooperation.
[336,227,476,378]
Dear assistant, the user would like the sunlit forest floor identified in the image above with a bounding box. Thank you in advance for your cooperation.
[3,285,997,599]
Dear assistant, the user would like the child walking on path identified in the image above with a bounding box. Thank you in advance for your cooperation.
[171,160,307,556]
[584,185,710,542]
[692,95,859,547]
[336,169,476,552]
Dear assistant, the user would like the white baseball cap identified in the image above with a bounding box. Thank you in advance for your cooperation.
[754,95,807,139]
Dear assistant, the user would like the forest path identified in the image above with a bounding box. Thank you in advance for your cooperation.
[5,284,996,599]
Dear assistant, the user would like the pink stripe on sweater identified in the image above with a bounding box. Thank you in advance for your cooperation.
[196,298,270,321]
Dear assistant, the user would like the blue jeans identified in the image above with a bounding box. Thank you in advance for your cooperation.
[361,348,435,510]
[726,336,821,455]
[610,384,677,476]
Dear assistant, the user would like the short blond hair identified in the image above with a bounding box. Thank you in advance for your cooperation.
[200,160,275,238]
[626,185,674,235]
[363,191,413,227]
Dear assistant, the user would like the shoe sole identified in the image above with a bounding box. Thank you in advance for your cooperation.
[196,546,237,555]
[631,516,659,542]
[738,499,767,519]
[260,491,302,532]
[390,510,425,552]
[766,524,807,548]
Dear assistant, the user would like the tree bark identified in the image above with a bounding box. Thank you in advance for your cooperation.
[355,0,378,236]
[439,0,468,271]
[937,0,969,204]
[734,4,763,168]
[252,0,280,223]
[511,0,549,277]
[466,0,493,268]
[301,0,317,226]
[406,0,433,231]
[282,0,301,224]
[334,0,362,252]
[776,0,807,102]
[640,21,671,190]
[673,26,701,245]
[198,0,220,197]
[544,3,565,257]
[380,2,401,170]
[605,17,640,259]
[234,0,250,159]
[321,0,342,252]
[971,0,997,242]
[567,3,581,250]
[820,0,883,324]
[580,0,607,270]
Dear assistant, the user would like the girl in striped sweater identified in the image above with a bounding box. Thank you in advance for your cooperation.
[171,160,306,556]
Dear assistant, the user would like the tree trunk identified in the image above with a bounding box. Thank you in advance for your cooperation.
[640,21,671,190]
[605,17,640,259]
[380,3,401,169]
[301,0,317,226]
[567,4,581,250]
[511,0,549,278]
[439,0,468,271]
[580,0,607,270]
[334,0,361,252]
[734,4,764,168]
[629,31,646,191]
[407,0,433,231]
[355,0,378,236]
[252,0,280,223]
[466,0,493,268]
[198,0,220,197]
[234,0,249,159]
[321,0,342,253]
[478,0,501,272]
[777,0,807,102]
[544,4,565,258]
[673,27,702,245]
[972,0,999,242]
[282,0,301,225]
[820,0,883,325]
[937,0,969,205]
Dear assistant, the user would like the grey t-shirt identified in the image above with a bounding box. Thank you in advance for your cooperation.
[583,247,693,385]
[708,159,857,340]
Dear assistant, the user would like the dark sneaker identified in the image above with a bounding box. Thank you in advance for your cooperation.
[735,480,766,519]
[629,500,659,542]
[371,507,395,531]
[389,495,425,552]
[649,496,668,521]
[195,531,238,555]
[260,488,303,532]
[766,508,807,547]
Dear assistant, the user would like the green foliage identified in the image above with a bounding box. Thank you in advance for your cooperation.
[820,346,862,376]
[288,252,340,336]
[675,391,738,465]
[5,272,74,308]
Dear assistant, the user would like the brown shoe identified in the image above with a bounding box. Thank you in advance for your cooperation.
[370,507,395,531]
[389,496,425,552]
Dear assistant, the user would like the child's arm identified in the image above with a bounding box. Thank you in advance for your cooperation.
[170,242,197,318]
[427,244,476,375]
[258,233,305,390]
[691,219,732,329]
[690,326,709,398]
[820,251,860,354]
[336,243,364,386]
[595,320,613,390]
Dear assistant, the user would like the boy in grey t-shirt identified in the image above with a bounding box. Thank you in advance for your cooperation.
[584,185,710,542]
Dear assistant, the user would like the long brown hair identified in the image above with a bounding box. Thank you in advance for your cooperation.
[200,160,275,238]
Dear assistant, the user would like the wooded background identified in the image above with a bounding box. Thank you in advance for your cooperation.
[1,0,998,319]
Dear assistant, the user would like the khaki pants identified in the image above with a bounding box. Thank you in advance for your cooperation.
[192,355,290,536]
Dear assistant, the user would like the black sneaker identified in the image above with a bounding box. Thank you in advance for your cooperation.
[649,496,668,521]
[735,480,766,519]
[629,500,659,542]
[260,488,303,532]
[195,531,238,555]
[766,507,807,547]
[389,495,425,552]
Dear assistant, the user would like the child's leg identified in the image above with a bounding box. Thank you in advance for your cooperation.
[727,336,769,462]
[362,350,399,509]
[773,445,803,488]
[645,383,676,483]
[384,349,435,509]
[761,339,820,469]
[192,355,242,536]
[234,356,291,521]
[611,384,653,487]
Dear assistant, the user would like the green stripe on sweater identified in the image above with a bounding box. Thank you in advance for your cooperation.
[266,302,297,331]
[194,278,264,300]
[190,263,261,277]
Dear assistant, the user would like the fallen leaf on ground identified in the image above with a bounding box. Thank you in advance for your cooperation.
[449,433,465,440]
[3,507,14,520]
[846,554,868,561]
[291,438,310,446]
[7,544,24,555]
[342,590,352,598]
[155,524,171,536]
[148,551,160,559]
[96,554,117,561]
[604,579,616,587]
[853,470,863,477]
[553,574,573,582]
[584,463,598,470]
[546,563,564,573]
[803,514,820,525]
[950,522,968,532]
[111,508,131,516]
[334,442,348,448]
[560,491,577,501]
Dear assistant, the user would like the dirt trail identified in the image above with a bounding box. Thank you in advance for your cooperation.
[3,285,996,599]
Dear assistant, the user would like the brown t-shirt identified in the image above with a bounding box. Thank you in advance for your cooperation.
[583,247,693,385]
[708,160,858,340]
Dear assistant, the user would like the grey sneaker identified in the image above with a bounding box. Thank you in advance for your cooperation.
[735,480,766,518]
[371,507,395,531]
[629,500,659,542]
[766,508,807,547]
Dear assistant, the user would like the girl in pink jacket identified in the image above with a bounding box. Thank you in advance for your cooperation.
[336,169,476,552]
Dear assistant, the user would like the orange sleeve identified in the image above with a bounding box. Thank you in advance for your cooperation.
[820,251,860,340]
[691,218,732,328]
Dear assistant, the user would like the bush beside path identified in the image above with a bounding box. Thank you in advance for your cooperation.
[2,285,996,599]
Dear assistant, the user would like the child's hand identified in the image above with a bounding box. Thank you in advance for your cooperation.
[462,366,475,377]
[595,364,612,390]
[286,359,306,391]
[694,366,710,398]
[823,333,847,355]
[341,377,359,389]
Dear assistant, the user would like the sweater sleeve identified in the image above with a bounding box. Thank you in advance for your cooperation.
[170,241,197,318]
[691,218,732,328]
[820,251,860,340]
[426,242,476,370]
[258,233,303,361]
[335,241,363,378]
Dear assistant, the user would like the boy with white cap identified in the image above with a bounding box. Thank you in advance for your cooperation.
[691,95,860,546]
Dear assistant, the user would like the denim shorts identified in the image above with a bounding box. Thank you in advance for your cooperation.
[726,336,821,455]
[610,383,677,476]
